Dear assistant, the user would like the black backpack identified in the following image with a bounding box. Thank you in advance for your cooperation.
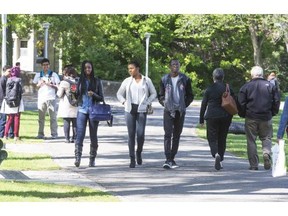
[65,79,78,107]
[5,77,22,108]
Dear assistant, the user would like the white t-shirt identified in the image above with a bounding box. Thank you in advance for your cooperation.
[33,71,60,107]
[171,75,180,104]
[130,78,144,104]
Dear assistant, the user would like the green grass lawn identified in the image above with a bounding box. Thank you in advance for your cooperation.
[0,180,119,202]
[0,111,119,202]
[4,110,63,144]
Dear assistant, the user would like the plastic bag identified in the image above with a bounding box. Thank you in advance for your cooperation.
[271,140,287,177]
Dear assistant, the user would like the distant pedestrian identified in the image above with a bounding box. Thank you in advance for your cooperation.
[117,60,157,168]
[158,59,194,169]
[32,58,60,139]
[74,60,104,168]
[0,65,14,138]
[237,66,280,171]
[57,65,78,143]
[199,68,234,170]
[0,66,24,141]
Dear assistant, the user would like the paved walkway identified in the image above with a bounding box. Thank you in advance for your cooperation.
[1,96,288,202]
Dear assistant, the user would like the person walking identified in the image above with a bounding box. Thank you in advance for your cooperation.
[0,66,24,141]
[32,58,60,139]
[74,60,104,168]
[0,65,13,138]
[237,66,280,171]
[158,59,194,169]
[117,60,157,168]
[277,96,288,141]
[56,65,78,143]
[199,68,234,170]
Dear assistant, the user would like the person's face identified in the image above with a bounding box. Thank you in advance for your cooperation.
[84,63,92,76]
[4,68,11,77]
[170,60,180,76]
[41,62,50,71]
[128,64,139,77]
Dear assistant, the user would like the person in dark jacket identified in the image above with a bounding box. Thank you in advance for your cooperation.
[199,68,234,170]
[158,59,194,169]
[74,60,104,168]
[0,65,14,138]
[237,66,280,171]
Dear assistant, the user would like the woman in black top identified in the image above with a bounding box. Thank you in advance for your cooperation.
[199,68,235,170]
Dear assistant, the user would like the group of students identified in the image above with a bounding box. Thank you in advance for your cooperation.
[2,58,285,171]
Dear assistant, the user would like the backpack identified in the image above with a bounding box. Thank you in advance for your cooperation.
[5,77,22,108]
[64,79,78,107]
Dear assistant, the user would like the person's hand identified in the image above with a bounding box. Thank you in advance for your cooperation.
[87,91,94,97]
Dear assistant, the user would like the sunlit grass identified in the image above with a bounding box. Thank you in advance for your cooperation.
[0,180,119,202]
[0,151,59,171]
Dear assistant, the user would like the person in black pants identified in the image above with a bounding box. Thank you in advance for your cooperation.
[158,59,194,169]
[199,68,235,170]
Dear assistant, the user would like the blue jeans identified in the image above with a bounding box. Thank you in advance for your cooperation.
[75,112,99,157]
[125,111,147,159]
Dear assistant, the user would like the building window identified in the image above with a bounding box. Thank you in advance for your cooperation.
[20,40,28,56]
[20,41,28,48]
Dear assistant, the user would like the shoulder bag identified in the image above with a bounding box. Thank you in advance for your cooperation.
[221,84,238,115]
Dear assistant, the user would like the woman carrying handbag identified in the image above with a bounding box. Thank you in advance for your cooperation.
[74,60,104,168]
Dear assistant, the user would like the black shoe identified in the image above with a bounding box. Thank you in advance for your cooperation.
[249,166,259,170]
[130,160,136,168]
[215,153,221,170]
[136,152,142,165]
[263,153,271,170]
[74,157,81,168]
[171,160,179,169]
[89,159,95,167]
[163,160,172,169]
[65,139,70,143]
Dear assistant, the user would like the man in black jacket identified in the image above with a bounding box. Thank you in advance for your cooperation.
[237,66,280,171]
[0,65,14,138]
[158,59,194,169]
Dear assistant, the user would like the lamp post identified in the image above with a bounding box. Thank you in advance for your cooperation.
[1,14,7,73]
[42,22,50,58]
[144,32,152,78]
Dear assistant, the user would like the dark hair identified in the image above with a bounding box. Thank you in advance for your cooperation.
[65,66,77,78]
[2,65,12,71]
[169,59,180,65]
[41,58,50,65]
[128,60,140,68]
[15,62,20,66]
[212,68,224,81]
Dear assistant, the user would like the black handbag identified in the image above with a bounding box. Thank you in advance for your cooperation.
[88,101,113,127]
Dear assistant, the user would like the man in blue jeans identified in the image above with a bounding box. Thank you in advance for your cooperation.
[158,59,194,169]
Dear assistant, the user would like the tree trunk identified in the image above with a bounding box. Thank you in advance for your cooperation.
[249,23,262,66]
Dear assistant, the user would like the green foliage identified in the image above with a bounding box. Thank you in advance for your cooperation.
[3,14,288,96]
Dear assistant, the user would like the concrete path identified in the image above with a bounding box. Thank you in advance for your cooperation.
[1,99,288,202]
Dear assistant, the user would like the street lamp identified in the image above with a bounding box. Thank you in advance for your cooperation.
[144,32,152,78]
[42,22,50,58]
[1,14,7,72]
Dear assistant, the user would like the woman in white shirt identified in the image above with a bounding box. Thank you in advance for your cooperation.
[117,60,157,168]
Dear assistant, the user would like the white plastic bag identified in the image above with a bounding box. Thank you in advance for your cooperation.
[271,140,287,177]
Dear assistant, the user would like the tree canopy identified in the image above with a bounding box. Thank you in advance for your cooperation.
[1,14,288,96]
